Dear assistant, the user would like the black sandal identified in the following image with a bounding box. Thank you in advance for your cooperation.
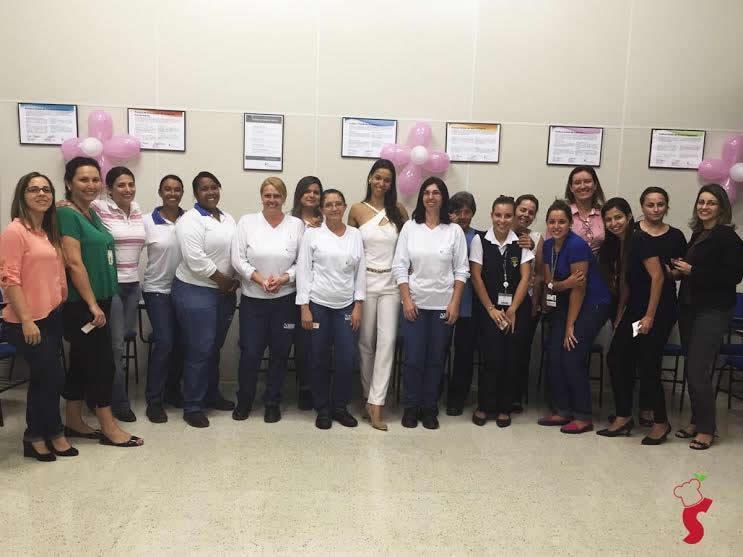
[99,434,143,447]
[675,428,695,439]
[689,438,713,450]
[64,426,103,440]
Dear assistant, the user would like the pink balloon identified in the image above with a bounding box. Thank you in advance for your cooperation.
[423,151,450,173]
[380,143,410,168]
[397,163,422,196]
[61,138,83,161]
[99,154,113,183]
[698,159,729,182]
[88,110,113,141]
[722,135,743,165]
[721,177,738,205]
[407,122,432,148]
[105,135,141,159]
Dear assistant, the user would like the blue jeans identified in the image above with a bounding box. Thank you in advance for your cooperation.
[5,309,65,442]
[546,303,610,421]
[308,302,358,414]
[110,281,141,413]
[401,309,453,411]
[237,294,296,407]
[143,291,183,405]
[172,278,236,413]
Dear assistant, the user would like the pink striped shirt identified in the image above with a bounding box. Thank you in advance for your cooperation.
[91,198,146,283]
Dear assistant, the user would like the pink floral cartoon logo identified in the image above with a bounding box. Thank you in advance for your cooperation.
[673,475,713,544]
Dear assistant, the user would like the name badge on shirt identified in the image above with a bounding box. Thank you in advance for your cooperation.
[546,293,558,308]
[439,312,447,320]
[283,323,296,330]
[107,249,114,266]
[497,293,513,307]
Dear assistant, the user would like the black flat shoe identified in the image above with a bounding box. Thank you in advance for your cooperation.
[401,407,418,428]
[63,426,103,440]
[232,403,251,421]
[114,408,137,422]
[146,403,168,424]
[99,434,143,447]
[446,406,464,416]
[597,418,634,437]
[315,414,332,429]
[45,440,79,457]
[675,428,695,439]
[23,441,56,462]
[472,413,487,426]
[332,409,358,428]
[298,389,314,411]
[641,424,672,446]
[420,409,439,430]
[264,405,282,423]
[183,411,210,428]
[206,398,235,411]
[496,416,512,428]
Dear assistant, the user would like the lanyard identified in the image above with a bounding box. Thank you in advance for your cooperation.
[550,244,562,280]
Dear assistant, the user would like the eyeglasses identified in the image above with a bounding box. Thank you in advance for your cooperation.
[26,186,53,194]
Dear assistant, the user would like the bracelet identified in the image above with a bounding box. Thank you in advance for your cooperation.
[487,304,496,311]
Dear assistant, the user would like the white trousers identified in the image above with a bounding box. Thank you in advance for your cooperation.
[359,290,400,405]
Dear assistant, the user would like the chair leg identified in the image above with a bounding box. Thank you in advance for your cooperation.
[134,340,139,385]
[598,352,604,409]
[728,365,733,410]
[124,340,130,395]
[670,355,679,397]
[0,398,4,427]
[679,360,687,412]
[8,356,16,381]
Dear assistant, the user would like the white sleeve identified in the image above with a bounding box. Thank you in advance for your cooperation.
[392,222,411,285]
[353,232,366,302]
[452,226,470,283]
[231,217,257,282]
[295,229,313,305]
[284,221,304,284]
[520,247,536,265]
[177,215,217,280]
[469,234,483,265]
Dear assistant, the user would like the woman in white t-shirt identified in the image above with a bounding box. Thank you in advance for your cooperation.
[392,177,469,430]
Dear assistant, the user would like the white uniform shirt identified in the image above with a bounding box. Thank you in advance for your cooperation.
[175,204,236,289]
[142,207,183,294]
[392,220,470,310]
[296,223,366,309]
[231,212,305,299]
[469,228,535,265]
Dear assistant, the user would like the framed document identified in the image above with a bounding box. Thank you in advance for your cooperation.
[648,129,706,169]
[547,125,603,167]
[341,117,397,159]
[127,108,186,152]
[243,113,284,171]
[445,122,501,163]
[18,103,78,145]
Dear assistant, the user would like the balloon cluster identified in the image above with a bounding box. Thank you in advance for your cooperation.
[697,134,743,204]
[61,110,141,181]
[380,122,450,196]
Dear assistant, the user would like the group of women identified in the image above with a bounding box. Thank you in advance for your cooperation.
[1,157,741,462]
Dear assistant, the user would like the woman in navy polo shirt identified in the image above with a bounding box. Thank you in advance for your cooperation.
[538,200,611,434]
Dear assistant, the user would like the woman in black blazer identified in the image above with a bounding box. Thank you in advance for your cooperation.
[672,184,743,450]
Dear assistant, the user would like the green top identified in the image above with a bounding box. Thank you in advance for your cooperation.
[57,206,119,302]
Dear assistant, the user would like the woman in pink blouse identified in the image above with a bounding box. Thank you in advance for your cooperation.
[0,172,73,461]
[563,166,606,254]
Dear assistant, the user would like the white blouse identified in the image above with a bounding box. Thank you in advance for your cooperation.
[142,208,183,294]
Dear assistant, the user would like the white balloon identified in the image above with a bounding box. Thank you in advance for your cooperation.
[729,162,743,183]
[410,145,429,165]
[80,137,103,158]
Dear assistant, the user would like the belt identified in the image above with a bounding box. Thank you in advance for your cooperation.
[366,267,391,274]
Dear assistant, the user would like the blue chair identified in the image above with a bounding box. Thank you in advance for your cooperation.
[0,295,20,427]
[716,355,743,409]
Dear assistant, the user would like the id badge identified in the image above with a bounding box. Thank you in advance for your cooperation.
[497,293,513,307]
[546,293,557,308]
[107,249,114,266]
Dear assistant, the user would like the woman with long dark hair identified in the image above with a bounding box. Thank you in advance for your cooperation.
[348,159,408,430]
[673,184,743,450]
[563,166,606,253]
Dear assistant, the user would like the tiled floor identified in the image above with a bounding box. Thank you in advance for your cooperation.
[1,381,741,556]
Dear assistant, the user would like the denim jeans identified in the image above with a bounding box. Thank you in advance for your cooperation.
[237,294,296,407]
[171,278,236,413]
[110,281,141,413]
[401,309,453,411]
[143,291,183,405]
[307,302,358,415]
[5,309,65,442]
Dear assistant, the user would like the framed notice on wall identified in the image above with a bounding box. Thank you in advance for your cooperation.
[648,129,706,169]
[127,108,186,151]
[547,125,603,167]
[18,102,78,145]
[341,117,397,158]
[445,122,501,163]
[243,113,284,171]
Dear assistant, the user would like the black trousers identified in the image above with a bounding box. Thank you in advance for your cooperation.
[446,316,477,410]
[607,312,676,423]
[5,309,65,442]
[514,309,540,403]
[679,305,732,434]
[62,299,116,407]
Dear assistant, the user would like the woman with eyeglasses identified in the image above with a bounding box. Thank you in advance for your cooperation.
[672,184,743,450]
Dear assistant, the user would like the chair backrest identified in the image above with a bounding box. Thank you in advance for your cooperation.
[736,292,743,320]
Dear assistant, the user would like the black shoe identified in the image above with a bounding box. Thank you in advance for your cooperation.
[641,424,672,446]
[232,403,251,421]
[264,405,282,423]
[45,440,79,457]
[472,412,487,426]
[99,434,143,447]
[446,406,463,416]
[315,413,332,429]
[114,408,137,422]
[63,426,103,440]
[163,392,184,409]
[23,441,56,462]
[146,403,168,424]
[496,415,512,428]
[183,411,210,428]
[298,389,313,411]
[332,408,358,427]
[206,397,235,411]
[597,418,634,437]
[420,409,439,430]
[401,408,419,428]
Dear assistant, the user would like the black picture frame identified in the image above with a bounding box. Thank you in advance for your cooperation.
[647,128,706,170]
[127,108,187,152]
[340,117,398,159]
[546,125,603,167]
[444,121,502,164]
[243,112,285,172]
[17,102,79,146]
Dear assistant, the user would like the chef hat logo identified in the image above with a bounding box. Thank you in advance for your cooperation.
[673,478,704,508]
